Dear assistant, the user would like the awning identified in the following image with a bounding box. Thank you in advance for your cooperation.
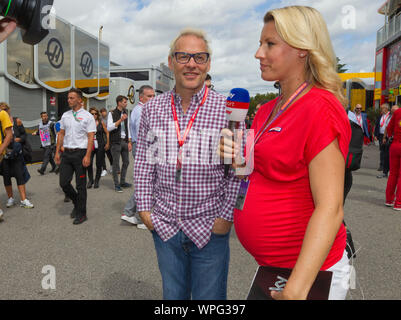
[379,0,401,15]
[378,1,388,15]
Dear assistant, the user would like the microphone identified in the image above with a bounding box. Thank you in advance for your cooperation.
[224,88,250,177]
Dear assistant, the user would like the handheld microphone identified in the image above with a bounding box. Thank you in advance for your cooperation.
[224,88,250,177]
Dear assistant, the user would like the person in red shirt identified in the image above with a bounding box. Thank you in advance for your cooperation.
[219,6,351,300]
[385,105,401,209]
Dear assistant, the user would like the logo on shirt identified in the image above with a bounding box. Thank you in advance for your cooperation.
[268,127,282,133]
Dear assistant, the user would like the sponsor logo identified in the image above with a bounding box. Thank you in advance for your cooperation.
[45,38,64,69]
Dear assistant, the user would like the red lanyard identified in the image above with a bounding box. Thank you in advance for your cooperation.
[172,87,209,180]
[253,82,309,148]
[356,115,362,127]
[380,113,390,128]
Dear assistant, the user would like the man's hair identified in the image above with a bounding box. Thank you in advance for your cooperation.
[139,85,154,97]
[100,107,107,113]
[68,88,83,99]
[40,112,48,116]
[169,28,212,58]
[116,95,128,105]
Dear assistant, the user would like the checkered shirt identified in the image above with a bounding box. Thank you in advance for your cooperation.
[134,85,242,249]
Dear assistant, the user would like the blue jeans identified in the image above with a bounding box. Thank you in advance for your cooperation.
[152,229,230,300]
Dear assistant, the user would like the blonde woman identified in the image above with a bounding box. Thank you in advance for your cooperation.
[220,6,351,300]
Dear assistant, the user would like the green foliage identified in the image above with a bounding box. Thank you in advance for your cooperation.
[367,107,381,127]
[249,92,278,116]
[336,57,348,73]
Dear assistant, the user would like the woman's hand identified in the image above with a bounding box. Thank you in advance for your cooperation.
[271,288,307,300]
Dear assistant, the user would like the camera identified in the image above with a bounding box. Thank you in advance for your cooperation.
[1,0,54,45]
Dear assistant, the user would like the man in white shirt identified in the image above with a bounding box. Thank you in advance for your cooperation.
[121,85,155,228]
[107,95,132,192]
[55,88,96,225]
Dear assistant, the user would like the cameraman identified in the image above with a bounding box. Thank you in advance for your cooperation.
[0,18,17,43]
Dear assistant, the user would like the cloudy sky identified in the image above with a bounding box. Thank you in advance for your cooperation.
[53,0,385,96]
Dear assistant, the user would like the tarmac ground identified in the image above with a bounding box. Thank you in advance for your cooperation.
[0,143,399,300]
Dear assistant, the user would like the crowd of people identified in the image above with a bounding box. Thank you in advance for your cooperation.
[0,5,400,301]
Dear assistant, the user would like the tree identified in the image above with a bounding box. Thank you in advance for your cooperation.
[336,57,348,73]
[248,92,278,116]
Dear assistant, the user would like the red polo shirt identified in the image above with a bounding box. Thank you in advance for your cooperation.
[386,108,401,144]
[234,87,351,270]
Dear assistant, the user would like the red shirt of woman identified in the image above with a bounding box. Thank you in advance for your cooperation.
[234,87,351,270]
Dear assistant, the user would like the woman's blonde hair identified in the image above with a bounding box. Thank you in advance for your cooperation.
[264,6,347,107]
[169,28,212,58]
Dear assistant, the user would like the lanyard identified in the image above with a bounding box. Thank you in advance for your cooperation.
[356,114,362,127]
[72,110,81,123]
[251,82,309,152]
[380,113,390,128]
[172,87,209,181]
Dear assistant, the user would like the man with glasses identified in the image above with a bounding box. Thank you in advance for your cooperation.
[134,28,242,300]
[55,88,96,225]
[348,104,369,137]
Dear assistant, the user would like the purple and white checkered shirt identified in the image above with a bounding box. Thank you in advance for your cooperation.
[134,85,242,249]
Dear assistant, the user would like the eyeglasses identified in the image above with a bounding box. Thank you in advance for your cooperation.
[355,108,362,111]
[91,113,97,116]
[174,52,210,64]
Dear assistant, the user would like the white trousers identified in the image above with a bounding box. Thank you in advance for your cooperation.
[326,250,351,300]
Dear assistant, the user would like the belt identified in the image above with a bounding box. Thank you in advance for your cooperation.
[64,148,86,153]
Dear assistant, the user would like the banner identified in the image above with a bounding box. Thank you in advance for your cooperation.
[74,27,99,97]
[34,16,72,92]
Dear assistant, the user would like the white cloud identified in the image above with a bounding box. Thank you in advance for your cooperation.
[52,0,384,96]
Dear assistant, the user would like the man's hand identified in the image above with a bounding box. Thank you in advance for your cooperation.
[121,113,128,121]
[54,152,61,165]
[82,154,91,168]
[212,218,232,235]
[139,211,154,231]
[128,142,132,152]
[0,18,17,43]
